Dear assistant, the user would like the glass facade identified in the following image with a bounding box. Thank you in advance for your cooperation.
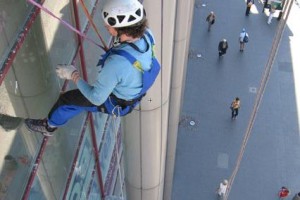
[0,0,125,199]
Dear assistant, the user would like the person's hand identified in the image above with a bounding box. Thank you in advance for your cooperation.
[56,64,78,80]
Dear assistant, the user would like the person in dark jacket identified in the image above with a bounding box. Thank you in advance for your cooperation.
[262,0,269,13]
[206,11,216,32]
[218,39,228,57]
[245,0,254,16]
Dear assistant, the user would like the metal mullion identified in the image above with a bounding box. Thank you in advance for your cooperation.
[72,0,105,199]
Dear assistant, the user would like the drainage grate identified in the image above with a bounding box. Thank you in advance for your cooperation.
[249,87,257,93]
[188,49,203,59]
[179,115,200,131]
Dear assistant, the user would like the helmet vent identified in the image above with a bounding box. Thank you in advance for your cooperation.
[135,8,141,16]
[108,17,116,26]
[102,0,144,27]
[103,12,108,18]
[117,15,125,24]
[128,15,136,22]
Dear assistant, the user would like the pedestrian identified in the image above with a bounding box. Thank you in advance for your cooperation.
[267,6,276,24]
[230,97,240,120]
[239,28,249,52]
[293,192,300,200]
[216,179,228,199]
[245,0,254,16]
[24,0,161,136]
[262,0,269,13]
[279,186,290,199]
[218,39,228,57]
[206,11,216,32]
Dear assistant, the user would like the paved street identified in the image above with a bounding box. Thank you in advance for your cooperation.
[172,1,300,199]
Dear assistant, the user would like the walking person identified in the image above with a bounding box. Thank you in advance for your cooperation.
[216,179,228,199]
[239,28,249,52]
[279,187,290,199]
[230,97,240,120]
[262,0,269,13]
[245,0,254,16]
[267,6,276,24]
[218,39,228,57]
[24,0,161,136]
[206,11,216,32]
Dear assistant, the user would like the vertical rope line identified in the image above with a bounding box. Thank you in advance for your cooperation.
[138,2,144,198]
[111,110,125,199]
[158,0,164,199]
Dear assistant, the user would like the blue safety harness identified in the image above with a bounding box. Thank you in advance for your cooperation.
[97,31,160,116]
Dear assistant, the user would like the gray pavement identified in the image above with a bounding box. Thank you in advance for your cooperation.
[172,1,300,200]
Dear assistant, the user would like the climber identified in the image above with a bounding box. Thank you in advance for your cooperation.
[25,0,160,136]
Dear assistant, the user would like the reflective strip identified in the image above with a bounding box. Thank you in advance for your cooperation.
[133,61,143,72]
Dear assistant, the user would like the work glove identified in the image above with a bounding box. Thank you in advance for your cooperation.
[56,64,78,80]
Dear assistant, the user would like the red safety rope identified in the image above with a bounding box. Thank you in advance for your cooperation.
[27,0,107,51]
[0,0,46,86]
[79,0,109,51]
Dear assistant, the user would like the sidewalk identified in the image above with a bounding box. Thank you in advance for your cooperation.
[172,1,300,200]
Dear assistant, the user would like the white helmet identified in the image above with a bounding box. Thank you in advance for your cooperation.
[102,0,145,28]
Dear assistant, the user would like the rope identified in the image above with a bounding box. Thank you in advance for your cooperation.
[26,0,106,51]
[223,1,294,199]
[79,0,109,51]
[110,108,125,199]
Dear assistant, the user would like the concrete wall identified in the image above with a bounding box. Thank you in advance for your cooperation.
[123,0,195,199]
[164,0,195,199]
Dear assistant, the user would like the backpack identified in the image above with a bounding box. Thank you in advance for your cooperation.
[243,34,249,43]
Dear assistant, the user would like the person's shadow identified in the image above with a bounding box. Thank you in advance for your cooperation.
[0,114,23,131]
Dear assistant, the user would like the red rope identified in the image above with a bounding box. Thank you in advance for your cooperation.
[79,0,109,51]
[27,0,106,50]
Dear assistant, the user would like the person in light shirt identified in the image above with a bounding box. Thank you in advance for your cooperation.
[217,179,228,199]
[24,0,160,136]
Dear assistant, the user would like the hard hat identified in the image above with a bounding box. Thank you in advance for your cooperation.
[242,28,246,32]
[102,0,144,28]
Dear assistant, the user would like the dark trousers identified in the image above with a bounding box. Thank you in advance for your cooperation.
[231,108,239,118]
[263,1,268,12]
[48,89,102,127]
[219,49,227,56]
[245,6,251,16]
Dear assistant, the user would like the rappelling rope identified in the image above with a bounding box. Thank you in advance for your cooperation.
[27,0,107,51]
[110,108,125,200]
[79,0,109,51]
